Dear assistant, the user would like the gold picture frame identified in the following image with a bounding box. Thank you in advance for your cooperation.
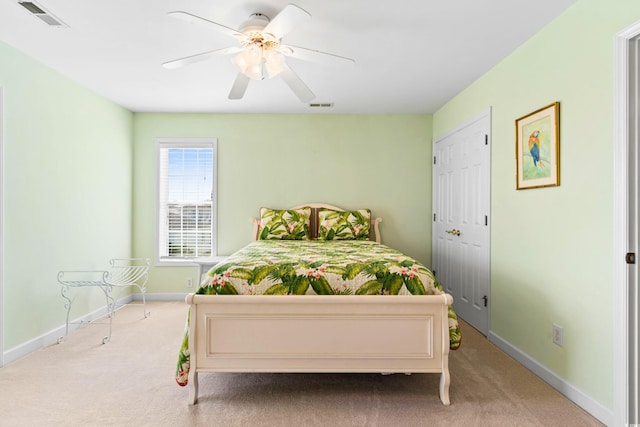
[515,102,560,190]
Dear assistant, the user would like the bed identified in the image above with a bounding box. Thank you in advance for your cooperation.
[176,204,461,405]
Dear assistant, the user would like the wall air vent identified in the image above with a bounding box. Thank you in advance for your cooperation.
[309,103,334,108]
[18,1,68,27]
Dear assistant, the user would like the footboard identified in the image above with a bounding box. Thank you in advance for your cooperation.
[186,294,453,405]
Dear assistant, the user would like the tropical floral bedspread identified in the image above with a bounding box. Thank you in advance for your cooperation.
[176,240,461,386]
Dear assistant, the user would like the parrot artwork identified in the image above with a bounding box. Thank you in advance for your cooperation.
[528,130,544,167]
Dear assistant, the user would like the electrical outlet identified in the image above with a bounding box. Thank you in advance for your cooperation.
[552,324,563,346]
[186,277,193,288]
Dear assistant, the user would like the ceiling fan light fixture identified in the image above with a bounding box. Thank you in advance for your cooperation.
[239,13,270,33]
[264,50,285,78]
[166,4,349,102]
[232,45,287,80]
[231,53,248,72]
[232,56,263,80]
[232,46,266,80]
[245,64,264,80]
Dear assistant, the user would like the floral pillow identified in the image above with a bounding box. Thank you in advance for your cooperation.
[259,207,311,240]
[318,208,370,240]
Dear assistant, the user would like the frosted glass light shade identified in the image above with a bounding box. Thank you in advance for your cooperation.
[232,46,286,81]
[264,50,285,77]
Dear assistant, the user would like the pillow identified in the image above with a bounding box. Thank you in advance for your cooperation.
[259,207,311,240]
[318,208,371,240]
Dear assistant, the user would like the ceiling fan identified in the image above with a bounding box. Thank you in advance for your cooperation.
[163,4,355,102]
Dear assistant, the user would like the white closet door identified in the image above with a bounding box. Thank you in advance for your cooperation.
[432,109,491,335]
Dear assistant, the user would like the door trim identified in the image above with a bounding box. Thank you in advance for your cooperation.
[0,86,4,367]
[433,108,492,143]
[613,20,640,427]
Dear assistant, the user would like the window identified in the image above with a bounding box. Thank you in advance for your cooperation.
[156,138,216,264]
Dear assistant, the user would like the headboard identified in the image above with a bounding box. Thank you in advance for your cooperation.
[250,203,383,243]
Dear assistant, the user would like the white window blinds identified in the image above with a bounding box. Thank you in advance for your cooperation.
[156,139,216,262]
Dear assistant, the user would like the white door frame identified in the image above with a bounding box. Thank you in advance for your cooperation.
[0,86,4,367]
[613,21,640,427]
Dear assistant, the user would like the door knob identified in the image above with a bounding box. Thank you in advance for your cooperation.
[445,229,461,236]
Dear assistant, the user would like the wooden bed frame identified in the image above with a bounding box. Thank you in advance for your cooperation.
[185,204,453,406]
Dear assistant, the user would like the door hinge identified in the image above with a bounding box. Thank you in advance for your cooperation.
[485,134,488,145]
[433,156,436,165]
[433,213,436,222]
[626,252,636,264]
[482,295,488,307]
[485,215,488,226]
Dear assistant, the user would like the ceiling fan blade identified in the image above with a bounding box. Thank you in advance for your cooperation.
[279,63,315,103]
[163,47,242,69]
[263,4,311,39]
[281,45,355,66]
[228,73,250,100]
[167,11,242,39]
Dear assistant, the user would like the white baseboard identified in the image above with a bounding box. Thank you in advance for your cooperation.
[3,295,134,366]
[2,292,188,367]
[132,292,187,302]
[488,331,613,426]
[3,293,188,365]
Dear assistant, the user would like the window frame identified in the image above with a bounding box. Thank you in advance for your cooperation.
[155,138,217,266]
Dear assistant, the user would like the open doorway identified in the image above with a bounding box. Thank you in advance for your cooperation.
[614,21,640,427]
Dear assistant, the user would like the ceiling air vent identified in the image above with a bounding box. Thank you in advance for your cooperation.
[309,103,334,108]
[18,1,68,27]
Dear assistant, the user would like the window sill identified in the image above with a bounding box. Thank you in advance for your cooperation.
[155,256,227,267]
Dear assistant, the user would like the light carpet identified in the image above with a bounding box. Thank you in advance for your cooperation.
[0,302,603,426]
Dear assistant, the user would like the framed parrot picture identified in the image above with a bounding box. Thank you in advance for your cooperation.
[515,102,560,190]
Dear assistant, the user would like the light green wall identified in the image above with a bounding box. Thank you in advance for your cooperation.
[0,41,133,349]
[132,114,433,292]
[433,0,640,410]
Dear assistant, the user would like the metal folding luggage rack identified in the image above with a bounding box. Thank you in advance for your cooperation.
[57,258,150,344]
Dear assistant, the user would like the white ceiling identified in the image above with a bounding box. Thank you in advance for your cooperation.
[0,0,577,114]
